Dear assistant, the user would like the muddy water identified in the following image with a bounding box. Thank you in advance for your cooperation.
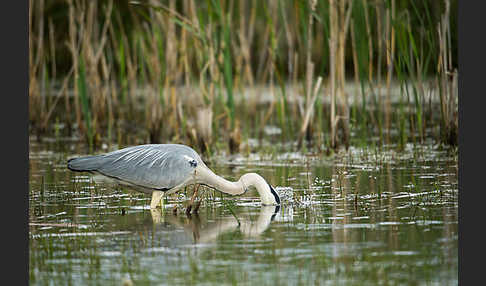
[29,138,458,285]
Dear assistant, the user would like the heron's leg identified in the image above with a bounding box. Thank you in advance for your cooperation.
[193,200,202,214]
[150,208,163,224]
[186,184,200,215]
[150,191,164,209]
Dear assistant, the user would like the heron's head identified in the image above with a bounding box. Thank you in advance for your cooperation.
[267,184,281,206]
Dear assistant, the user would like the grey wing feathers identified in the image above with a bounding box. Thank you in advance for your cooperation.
[68,144,201,190]
[68,155,103,171]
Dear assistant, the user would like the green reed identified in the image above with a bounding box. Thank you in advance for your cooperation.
[215,0,235,130]
[28,0,457,153]
[77,58,93,151]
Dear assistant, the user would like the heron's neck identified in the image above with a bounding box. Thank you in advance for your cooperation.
[195,166,279,205]
[195,165,244,195]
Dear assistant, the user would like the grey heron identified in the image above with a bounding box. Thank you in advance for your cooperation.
[67,144,280,210]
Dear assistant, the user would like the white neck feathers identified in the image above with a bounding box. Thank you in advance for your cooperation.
[194,165,279,205]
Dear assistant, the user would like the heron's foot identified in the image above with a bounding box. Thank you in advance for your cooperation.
[193,201,202,214]
[172,204,178,216]
[185,184,201,215]
[185,203,193,216]
[185,200,202,216]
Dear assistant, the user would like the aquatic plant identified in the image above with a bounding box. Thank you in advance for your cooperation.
[28,0,457,152]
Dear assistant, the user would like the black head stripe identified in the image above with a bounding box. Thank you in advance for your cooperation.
[268,184,280,205]
[270,205,281,221]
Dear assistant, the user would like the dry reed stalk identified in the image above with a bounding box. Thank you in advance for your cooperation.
[181,1,191,88]
[229,120,241,154]
[145,22,163,143]
[305,0,316,106]
[255,3,273,84]
[438,0,456,145]
[260,1,278,132]
[233,1,244,89]
[114,9,137,114]
[350,21,360,105]
[261,61,275,131]
[207,23,218,112]
[200,28,216,152]
[329,0,337,148]
[188,0,201,49]
[29,0,457,149]
[299,76,323,145]
[87,1,113,130]
[28,0,33,84]
[99,50,114,145]
[78,0,97,140]
[361,0,380,131]
[124,37,139,117]
[247,0,257,48]
[173,36,186,137]
[106,13,126,131]
[338,0,353,148]
[63,0,110,144]
[362,0,373,82]
[207,23,218,81]
[109,79,118,146]
[29,0,37,123]
[143,22,161,90]
[411,17,426,143]
[48,17,56,85]
[169,87,178,136]
[194,104,213,152]
[384,0,395,143]
[146,91,163,143]
[40,68,74,131]
[150,0,213,144]
[63,78,72,133]
[67,0,83,134]
[328,0,352,148]
[193,62,214,152]
[30,0,47,130]
[375,0,383,100]
[236,0,257,108]
[174,1,192,140]
[302,0,317,142]
[445,1,456,144]
[36,0,44,97]
[450,68,458,143]
[281,1,294,87]
[146,0,196,142]
[166,0,179,85]
[237,1,255,86]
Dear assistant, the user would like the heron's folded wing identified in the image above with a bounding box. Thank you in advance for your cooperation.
[93,145,197,190]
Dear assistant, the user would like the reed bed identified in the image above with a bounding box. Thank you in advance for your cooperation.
[28,0,457,154]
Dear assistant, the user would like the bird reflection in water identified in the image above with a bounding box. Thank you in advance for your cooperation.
[148,205,280,244]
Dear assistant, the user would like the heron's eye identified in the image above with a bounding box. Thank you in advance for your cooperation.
[189,159,197,167]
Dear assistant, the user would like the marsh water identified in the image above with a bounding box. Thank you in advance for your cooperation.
[29,138,458,285]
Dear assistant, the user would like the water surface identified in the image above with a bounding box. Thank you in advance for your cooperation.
[29,138,458,285]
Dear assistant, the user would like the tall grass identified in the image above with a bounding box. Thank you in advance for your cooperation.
[28,0,458,153]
